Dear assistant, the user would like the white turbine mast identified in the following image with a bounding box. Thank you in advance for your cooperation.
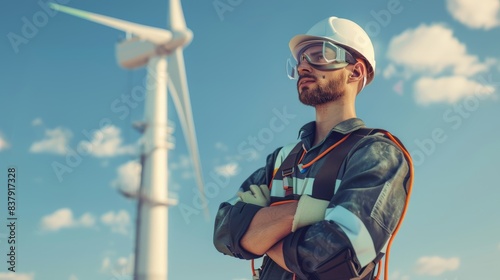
[50,1,208,280]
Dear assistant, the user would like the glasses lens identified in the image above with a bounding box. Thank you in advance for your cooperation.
[286,58,298,79]
[298,42,339,66]
[322,42,340,63]
[287,41,354,79]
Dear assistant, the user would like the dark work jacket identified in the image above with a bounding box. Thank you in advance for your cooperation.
[213,118,411,280]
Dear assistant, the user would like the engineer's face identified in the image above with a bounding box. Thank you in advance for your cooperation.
[296,48,348,107]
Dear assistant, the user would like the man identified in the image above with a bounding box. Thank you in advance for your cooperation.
[213,16,413,280]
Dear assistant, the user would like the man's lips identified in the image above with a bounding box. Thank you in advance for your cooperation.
[299,77,316,87]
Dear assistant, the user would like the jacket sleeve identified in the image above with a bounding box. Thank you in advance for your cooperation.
[282,135,411,279]
[213,147,282,259]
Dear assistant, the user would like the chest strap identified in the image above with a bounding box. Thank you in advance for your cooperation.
[271,128,377,202]
[312,128,374,199]
[273,142,303,200]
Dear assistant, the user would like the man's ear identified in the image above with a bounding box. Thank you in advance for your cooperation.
[348,60,368,94]
[349,61,366,81]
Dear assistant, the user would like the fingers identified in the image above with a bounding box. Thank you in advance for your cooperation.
[237,191,244,200]
[250,184,270,200]
[259,184,271,201]
[238,191,253,201]
[249,185,262,198]
[240,184,270,207]
[237,191,248,202]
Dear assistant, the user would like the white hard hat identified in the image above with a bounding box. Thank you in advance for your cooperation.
[289,17,376,85]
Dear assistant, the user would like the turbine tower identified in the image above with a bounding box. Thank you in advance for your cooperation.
[50,1,208,279]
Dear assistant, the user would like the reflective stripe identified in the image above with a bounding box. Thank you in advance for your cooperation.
[271,177,315,197]
[334,179,342,194]
[325,206,376,267]
[270,179,286,197]
[296,177,314,195]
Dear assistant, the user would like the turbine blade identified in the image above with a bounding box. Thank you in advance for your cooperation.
[168,0,187,31]
[167,49,209,220]
[50,3,172,44]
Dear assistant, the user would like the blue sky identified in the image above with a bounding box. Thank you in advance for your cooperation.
[1,0,500,279]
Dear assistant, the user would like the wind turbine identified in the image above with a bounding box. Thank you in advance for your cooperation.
[49,1,208,279]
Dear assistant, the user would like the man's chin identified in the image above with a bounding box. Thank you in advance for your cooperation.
[298,89,343,107]
[298,85,314,96]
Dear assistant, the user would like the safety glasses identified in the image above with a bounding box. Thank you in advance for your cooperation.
[286,41,356,79]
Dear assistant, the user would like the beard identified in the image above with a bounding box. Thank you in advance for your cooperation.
[298,73,346,106]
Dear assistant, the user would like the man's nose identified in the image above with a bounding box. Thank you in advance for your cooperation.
[297,55,312,73]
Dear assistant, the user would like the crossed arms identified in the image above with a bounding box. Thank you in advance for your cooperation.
[213,136,410,278]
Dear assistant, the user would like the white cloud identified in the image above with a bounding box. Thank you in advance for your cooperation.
[79,213,96,227]
[31,117,43,126]
[414,76,495,105]
[181,170,194,179]
[111,160,141,193]
[244,149,260,161]
[40,208,95,232]
[215,141,229,152]
[393,80,404,96]
[0,273,35,280]
[101,257,111,271]
[78,125,136,157]
[170,154,192,170]
[0,133,10,151]
[40,208,73,231]
[100,210,131,235]
[30,127,72,155]
[215,162,239,178]
[383,63,397,79]
[101,254,134,277]
[415,256,460,276]
[390,271,410,280]
[385,23,499,105]
[68,274,78,280]
[116,256,129,267]
[386,24,491,78]
[446,0,500,29]
[170,154,195,179]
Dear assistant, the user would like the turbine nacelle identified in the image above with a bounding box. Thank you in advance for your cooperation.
[116,29,192,69]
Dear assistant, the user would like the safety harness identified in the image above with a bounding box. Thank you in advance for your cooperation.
[251,128,414,280]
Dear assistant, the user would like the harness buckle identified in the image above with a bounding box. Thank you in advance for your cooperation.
[282,167,294,190]
[282,167,294,177]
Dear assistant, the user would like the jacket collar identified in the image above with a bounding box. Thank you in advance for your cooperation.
[298,118,366,150]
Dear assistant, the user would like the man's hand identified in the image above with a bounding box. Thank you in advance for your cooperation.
[292,195,329,232]
[237,184,271,207]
